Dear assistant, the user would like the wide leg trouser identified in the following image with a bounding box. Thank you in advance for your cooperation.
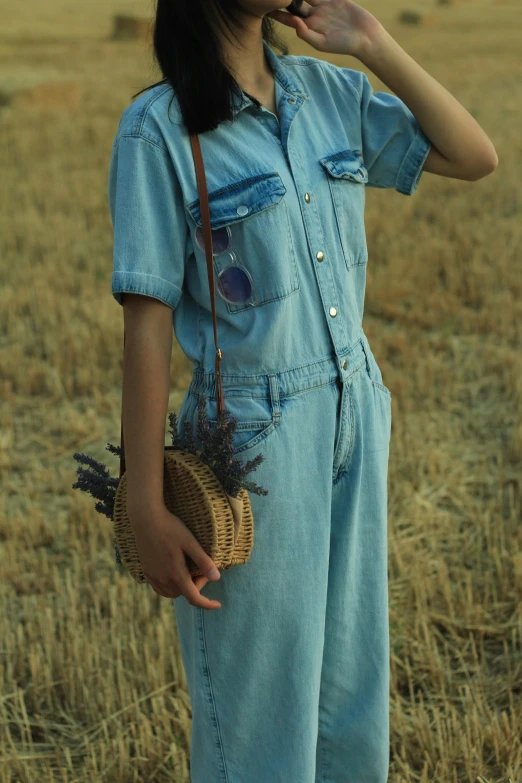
[172,334,392,783]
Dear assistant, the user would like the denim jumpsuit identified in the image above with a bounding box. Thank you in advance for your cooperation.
[109,39,431,783]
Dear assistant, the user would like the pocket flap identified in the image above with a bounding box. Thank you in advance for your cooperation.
[319,149,368,183]
[186,172,287,230]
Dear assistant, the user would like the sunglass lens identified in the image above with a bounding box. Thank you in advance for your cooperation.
[217,265,253,304]
[195,226,231,254]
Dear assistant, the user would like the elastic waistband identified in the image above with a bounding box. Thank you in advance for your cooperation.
[188,335,372,400]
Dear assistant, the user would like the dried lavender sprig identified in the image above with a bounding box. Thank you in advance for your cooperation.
[167,411,183,450]
[72,392,269,537]
[190,400,268,498]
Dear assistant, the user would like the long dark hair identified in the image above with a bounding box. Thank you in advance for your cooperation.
[132,1,290,136]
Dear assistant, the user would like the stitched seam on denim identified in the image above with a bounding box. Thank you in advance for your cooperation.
[395,122,431,195]
[333,389,355,485]
[190,189,287,237]
[325,165,366,183]
[208,418,273,429]
[337,335,365,357]
[322,168,367,264]
[318,60,362,102]
[191,349,355,383]
[112,275,182,306]
[232,421,277,455]
[372,379,392,397]
[322,148,364,164]
[317,704,332,782]
[332,382,346,478]
[315,723,328,783]
[348,255,368,267]
[320,734,331,783]
[186,172,283,209]
[394,122,422,194]
[344,389,356,470]
[244,353,336,375]
[118,132,170,158]
[132,84,172,137]
[272,377,340,400]
[189,387,270,400]
[361,340,391,396]
[326,172,351,274]
[112,279,182,310]
[282,197,299,291]
[197,607,229,782]
[112,289,177,310]
[268,373,281,421]
[193,377,339,403]
[113,270,181,289]
[282,55,325,70]
[344,358,366,382]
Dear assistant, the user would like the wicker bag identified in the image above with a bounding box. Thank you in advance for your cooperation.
[72,133,268,584]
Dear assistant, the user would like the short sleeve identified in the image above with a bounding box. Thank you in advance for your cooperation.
[108,134,187,310]
[359,71,432,195]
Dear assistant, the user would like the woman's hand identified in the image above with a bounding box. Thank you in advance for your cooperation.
[129,504,223,609]
[267,0,384,59]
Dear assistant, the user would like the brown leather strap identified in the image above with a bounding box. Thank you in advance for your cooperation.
[119,132,224,479]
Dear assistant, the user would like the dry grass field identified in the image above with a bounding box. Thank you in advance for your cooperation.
[1,0,521,780]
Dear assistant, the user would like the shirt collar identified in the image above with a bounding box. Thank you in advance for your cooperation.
[230,39,308,116]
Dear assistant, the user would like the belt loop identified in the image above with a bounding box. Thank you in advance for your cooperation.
[268,374,281,424]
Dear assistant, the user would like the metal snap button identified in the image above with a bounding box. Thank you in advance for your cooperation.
[287,97,296,104]
[329,307,337,317]
[304,193,310,203]
[236,205,249,216]
[316,251,324,262]
[342,359,348,370]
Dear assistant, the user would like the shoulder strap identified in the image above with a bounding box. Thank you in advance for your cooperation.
[119,133,224,479]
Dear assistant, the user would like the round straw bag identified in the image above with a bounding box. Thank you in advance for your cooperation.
[111,133,263,584]
[113,449,254,583]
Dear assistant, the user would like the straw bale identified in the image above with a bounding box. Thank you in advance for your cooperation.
[111,14,151,41]
[398,10,438,25]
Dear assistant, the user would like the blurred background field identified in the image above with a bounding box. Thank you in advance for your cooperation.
[1,0,521,780]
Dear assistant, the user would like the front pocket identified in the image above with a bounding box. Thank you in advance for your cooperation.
[362,340,392,397]
[186,172,299,313]
[188,390,280,457]
[371,379,391,399]
[360,343,392,451]
[319,149,368,268]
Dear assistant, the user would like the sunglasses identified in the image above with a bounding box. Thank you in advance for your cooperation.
[195,225,258,307]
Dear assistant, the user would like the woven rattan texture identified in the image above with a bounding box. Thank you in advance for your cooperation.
[113,449,254,582]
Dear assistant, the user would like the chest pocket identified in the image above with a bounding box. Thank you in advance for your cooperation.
[319,149,368,269]
[186,172,299,314]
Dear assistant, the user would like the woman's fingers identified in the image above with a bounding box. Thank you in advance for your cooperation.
[146,573,211,600]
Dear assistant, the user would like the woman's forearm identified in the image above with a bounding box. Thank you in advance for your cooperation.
[121,299,173,522]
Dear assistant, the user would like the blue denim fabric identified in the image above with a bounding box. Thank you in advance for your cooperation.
[108,39,431,782]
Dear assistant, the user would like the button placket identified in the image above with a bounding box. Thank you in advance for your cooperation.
[285,122,349,354]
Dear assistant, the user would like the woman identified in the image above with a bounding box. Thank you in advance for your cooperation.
[109,1,497,780]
